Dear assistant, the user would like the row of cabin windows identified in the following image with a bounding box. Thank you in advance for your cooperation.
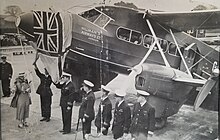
[117,27,183,57]
[79,9,192,58]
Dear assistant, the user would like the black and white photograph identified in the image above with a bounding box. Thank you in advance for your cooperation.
[0,0,219,139]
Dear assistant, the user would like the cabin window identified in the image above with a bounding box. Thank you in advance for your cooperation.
[168,42,177,56]
[144,35,167,52]
[144,34,154,47]
[136,76,145,87]
[130,31,142,44]
[117,27,142,45]
[117,27,130,41]
[79,9,101,23]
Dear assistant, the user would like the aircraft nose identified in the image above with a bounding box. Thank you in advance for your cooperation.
[16,13,34,39]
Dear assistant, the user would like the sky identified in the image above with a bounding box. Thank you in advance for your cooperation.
[0,0,220,14]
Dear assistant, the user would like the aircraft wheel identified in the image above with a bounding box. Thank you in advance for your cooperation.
[155,117,167,129]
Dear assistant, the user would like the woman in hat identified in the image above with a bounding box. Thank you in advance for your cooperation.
[130,90,155,140]
[94,85,112,137]
[13,73,31,128]
[78,80,95,140]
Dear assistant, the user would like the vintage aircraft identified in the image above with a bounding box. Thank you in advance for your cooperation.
[15,5,219,128]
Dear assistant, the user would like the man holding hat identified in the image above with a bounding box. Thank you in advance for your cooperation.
[78,80,95,140]
[94,85,112,137]
[54,72,76,134]
[130,90,155,140]
[33,63,53,122]
[112,89,131,140]
[0,56,13,97]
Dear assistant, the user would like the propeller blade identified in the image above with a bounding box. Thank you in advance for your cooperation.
[193,77,216,111]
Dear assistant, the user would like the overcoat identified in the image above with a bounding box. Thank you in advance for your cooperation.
[35,68,52,96]
[112,101,131,138]
[130,102,155,136]
[79,91,95,121]
[95,97,112,128]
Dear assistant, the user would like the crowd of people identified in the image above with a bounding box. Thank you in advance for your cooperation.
[0,34,29,47]
[0,55,156,140]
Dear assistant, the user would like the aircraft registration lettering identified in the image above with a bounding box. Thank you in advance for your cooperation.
[81,27,101,42]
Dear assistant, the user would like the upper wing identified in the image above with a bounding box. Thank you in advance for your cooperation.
[146,9,220,31]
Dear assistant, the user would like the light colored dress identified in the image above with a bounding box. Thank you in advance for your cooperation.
[16,81,31,121]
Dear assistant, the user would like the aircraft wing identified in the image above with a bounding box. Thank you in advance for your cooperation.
[146,9,220,31]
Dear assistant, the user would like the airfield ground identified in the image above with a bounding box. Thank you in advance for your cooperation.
[0,51,218,140]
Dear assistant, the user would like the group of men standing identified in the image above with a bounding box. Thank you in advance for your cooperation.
[1,55,156,140]
[51,70,156,140]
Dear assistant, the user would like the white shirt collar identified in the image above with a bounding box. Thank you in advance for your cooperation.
[118,100,124,107]
[140,100,147,107]
[86,89,92,94]
[65,80,71,85]
[101,96,108,101]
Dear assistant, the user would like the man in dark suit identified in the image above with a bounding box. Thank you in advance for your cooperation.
[130,90,155,140]
[0,56,13,97]
[112,89,131,140]
[94,85,112,137]
[78,80,95,140]
[55,72,76,134]
[33,63,53,122]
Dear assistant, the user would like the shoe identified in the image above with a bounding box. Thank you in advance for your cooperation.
[59,130,64,133]
[18,123,24,128]
[85,134,89,139]
[45,118,50,122]
[62,132,70,135]
[40,118,47,121]
[23,122,28,127]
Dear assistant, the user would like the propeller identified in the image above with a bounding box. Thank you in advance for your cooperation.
[193,62,219,111]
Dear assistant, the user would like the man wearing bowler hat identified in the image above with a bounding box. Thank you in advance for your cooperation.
[0,56,13,97]
[78,80,95,140]
[55,72,76,134]
[112,89,131,140]
[130,90,155,140]
[94,85,112,137]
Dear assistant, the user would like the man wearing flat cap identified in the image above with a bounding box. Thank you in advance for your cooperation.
[130,90,155,140]
[78,80,95,140]
[94,85,112,137]
[0,56,13,97]
[54,72,76,134]
[112,89,131,140]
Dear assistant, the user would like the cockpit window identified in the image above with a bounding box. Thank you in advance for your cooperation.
[79,9,101,23]
[79,8,112,28]
[117,27,142,45]
[94,14,111,28]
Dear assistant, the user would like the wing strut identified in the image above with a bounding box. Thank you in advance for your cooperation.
[169,29,192,77]
[106,38,158,93]
[146,19,170,67]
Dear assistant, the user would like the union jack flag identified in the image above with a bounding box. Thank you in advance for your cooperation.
[33,11,63,56]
